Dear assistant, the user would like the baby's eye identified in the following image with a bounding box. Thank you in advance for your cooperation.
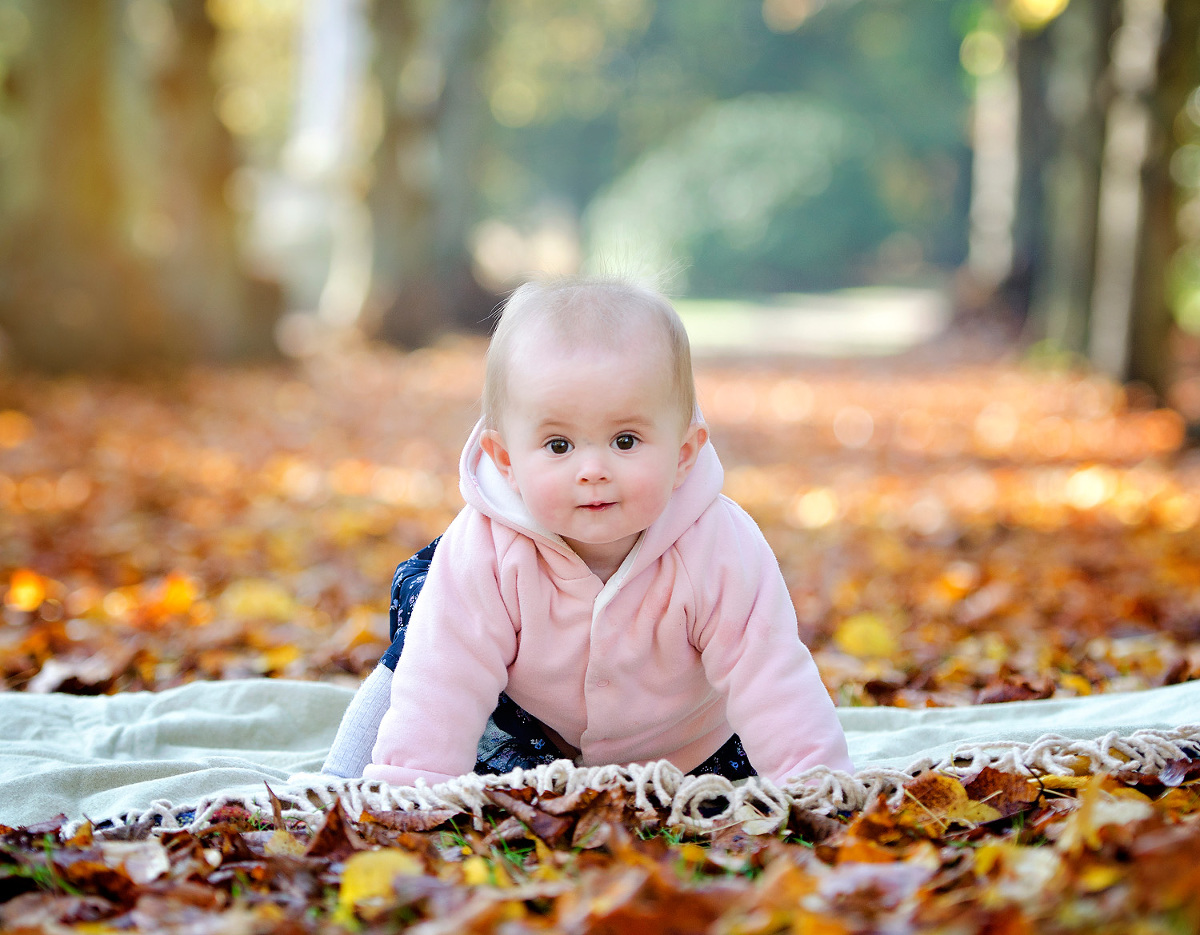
[546,438,572,455]
[613,434,638,451]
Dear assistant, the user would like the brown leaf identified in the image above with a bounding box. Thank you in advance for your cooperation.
[963,767,1041,819]
[262,782,285,830]
[304,799,367,860]
[538,786,608,816]
[897,773,1002,830]
[54,851,139,904]
[486,788,574,847]
[568,788,636,850]
[0,893,118,930]
[785,803,845,844]
[555,863,740,935]
[976,675,1055,705]
[359,807,460,833]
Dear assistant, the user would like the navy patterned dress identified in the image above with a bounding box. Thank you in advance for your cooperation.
[381,539,755,780]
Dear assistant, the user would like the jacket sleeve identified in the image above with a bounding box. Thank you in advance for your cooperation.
[363,508,517,787]
[689,498,853,782]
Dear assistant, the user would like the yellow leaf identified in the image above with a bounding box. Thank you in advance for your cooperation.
[257,644,301,673]
[0,409,33,448]
[462,854,492,886]
[1039,775,1092,790]
[219,578,296,622]
[793,913,852,935]
[1078,863,1123,892]
[832,612,899,658]
[1057,775,1154,855]
[973,842,1008,876]
[5,569,45,612]
[337,848,425,922]
[160,572,198,615]
[531,836,562,881]
[1156,787,1200,815]
[1059,673,1093,696]
[677,842,708,865]
[264,828,306,857]
[899,773,1002,829]
[836,838,898,864]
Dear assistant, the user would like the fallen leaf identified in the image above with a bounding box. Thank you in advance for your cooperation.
[1056,775,1155,854]
[336,847,425,922]
[964,767,1042,819]
[897,772,1002,829]
[833,612,899,658]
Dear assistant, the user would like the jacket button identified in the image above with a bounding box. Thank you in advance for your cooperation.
[595,679,610,687]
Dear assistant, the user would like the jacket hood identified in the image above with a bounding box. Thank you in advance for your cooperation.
[457,419,725,582]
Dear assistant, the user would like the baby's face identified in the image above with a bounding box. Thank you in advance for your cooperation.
[483,328,704,573]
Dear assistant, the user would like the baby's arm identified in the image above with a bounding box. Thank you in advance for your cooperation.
[322,663,392,777]
[364,510,517,787]
[691,499,853,781]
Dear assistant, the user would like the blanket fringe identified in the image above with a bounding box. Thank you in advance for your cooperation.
[92,723,1200,838]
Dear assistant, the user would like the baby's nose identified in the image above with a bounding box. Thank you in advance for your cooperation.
[576,451,609,483]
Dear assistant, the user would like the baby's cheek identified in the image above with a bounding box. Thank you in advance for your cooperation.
[527,476,567,518]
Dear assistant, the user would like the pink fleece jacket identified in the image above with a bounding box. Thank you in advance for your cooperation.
[364,422,852,787]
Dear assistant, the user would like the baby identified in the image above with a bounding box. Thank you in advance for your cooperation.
[323,276,852,786]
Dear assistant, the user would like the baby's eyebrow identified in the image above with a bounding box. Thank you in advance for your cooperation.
[533,417,573,432]
[609,416,655,429]
[533,413,656,432]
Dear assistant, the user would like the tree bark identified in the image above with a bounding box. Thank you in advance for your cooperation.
[153,0,281,361]
[1008,26,1056,321]
[0,0,166,371]
[0,0,279,373]
[365,0,497,349]
[1088,0,1166,381]
[1127,0,1200,397]
[1025,0,1115,356]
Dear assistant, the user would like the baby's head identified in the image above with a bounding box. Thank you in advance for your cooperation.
[478,277,708,577]
[482,277,696,433]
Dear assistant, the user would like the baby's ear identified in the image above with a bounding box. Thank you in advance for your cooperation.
[673,423,708,489]
[480,429,518,488]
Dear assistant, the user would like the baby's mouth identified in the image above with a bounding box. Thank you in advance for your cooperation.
[579,501,615,511]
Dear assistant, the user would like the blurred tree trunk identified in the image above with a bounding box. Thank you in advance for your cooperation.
[1126,0,1200,396]
[1015,0,1198,402]
[0,0,278,373]
[1087,0,1167,388]
[1008,25,1055,321]
[153,0,281,362]
[1021,0,1114,355]
[365,0,497,349]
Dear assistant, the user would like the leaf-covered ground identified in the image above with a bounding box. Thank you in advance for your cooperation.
[3,763,1200,932]
[3,337,1199,702]
[3,334,1200,932]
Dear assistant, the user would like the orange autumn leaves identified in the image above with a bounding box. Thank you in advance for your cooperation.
[3,338,1200,931]
[1,341,1200,705]
[3,762,1200,933]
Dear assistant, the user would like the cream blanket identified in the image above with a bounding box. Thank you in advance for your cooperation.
[1,678,1197,832]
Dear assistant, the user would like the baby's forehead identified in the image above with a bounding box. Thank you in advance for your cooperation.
[510,306,672,357]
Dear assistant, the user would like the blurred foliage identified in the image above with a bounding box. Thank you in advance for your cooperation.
[1168,92,1200,336]
[206,0,301,162]
[483,0,976,293]
[179,0,983,303]
[7,0,1195,345]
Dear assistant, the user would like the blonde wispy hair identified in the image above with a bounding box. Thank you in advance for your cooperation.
[482,276,697,431]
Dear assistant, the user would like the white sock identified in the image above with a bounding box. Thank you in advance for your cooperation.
[321,664,393,778]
